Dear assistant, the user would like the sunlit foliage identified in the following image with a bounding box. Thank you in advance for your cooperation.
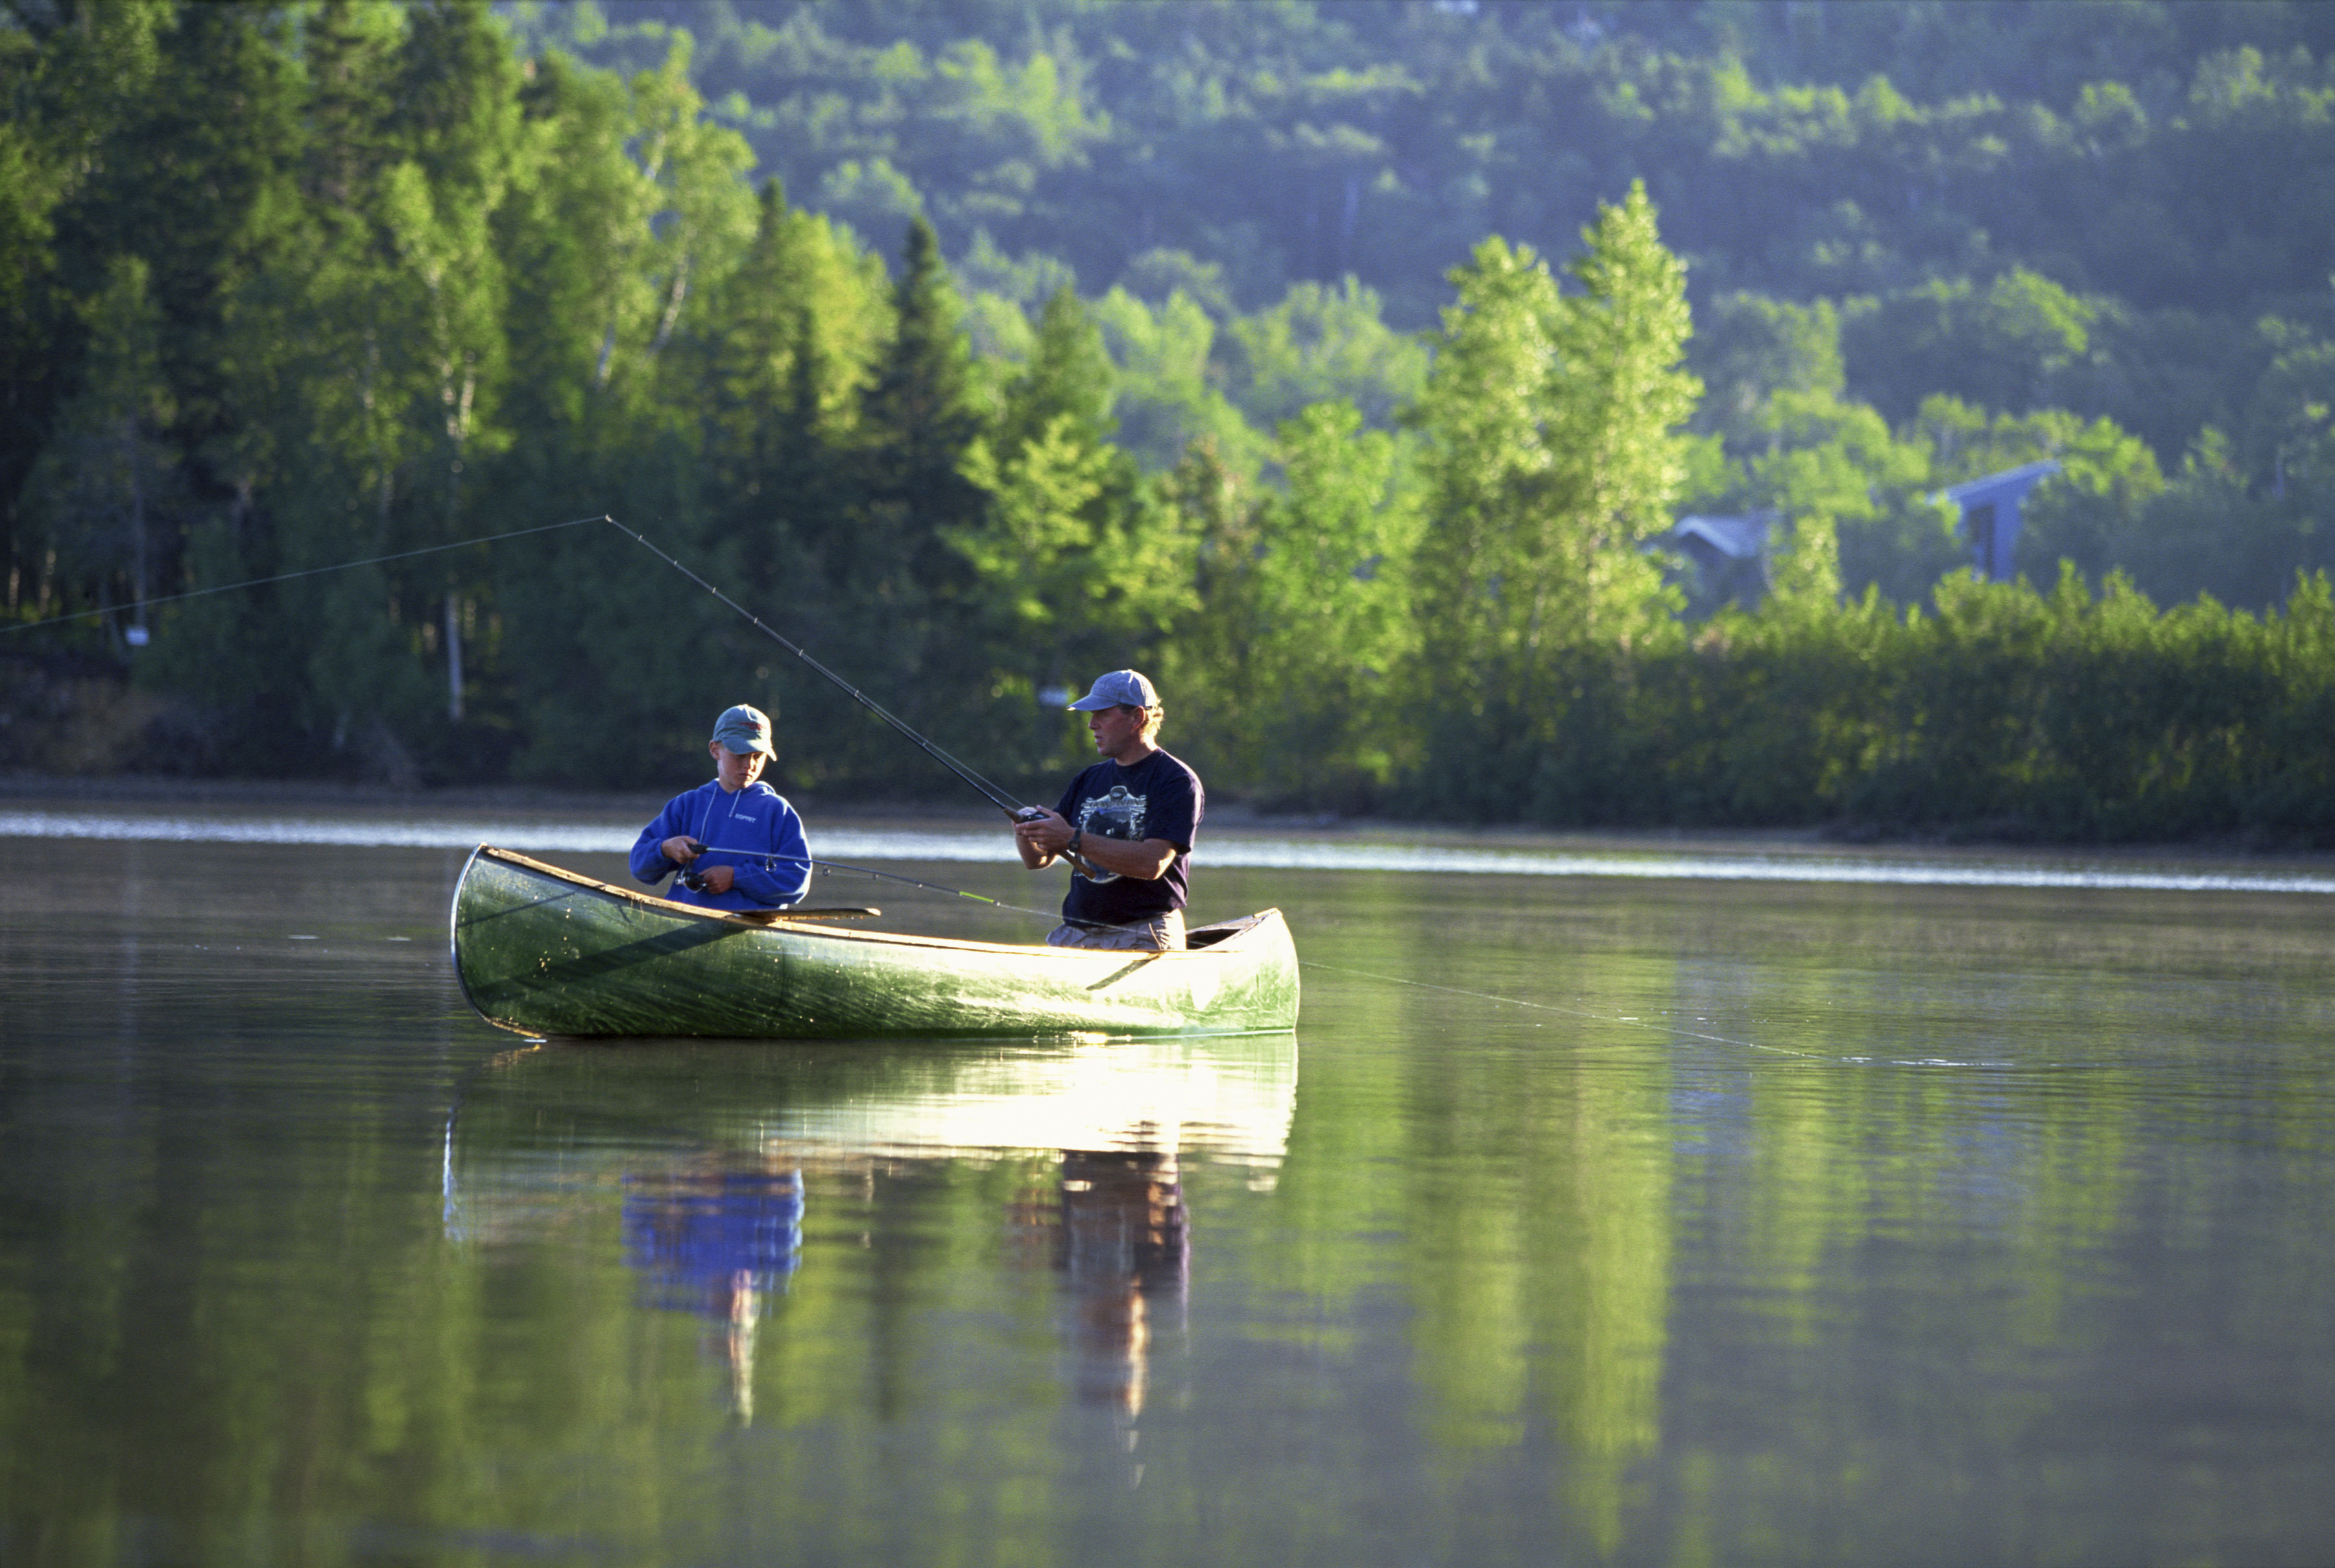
[4,1,2334,842]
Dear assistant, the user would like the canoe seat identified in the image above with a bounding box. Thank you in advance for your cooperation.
[1185,914,1261,949]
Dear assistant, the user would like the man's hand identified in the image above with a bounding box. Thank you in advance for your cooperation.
[662,835,701,866]
[1014,808,1175,881]
[697,864,736,895]
[1014,807,1073,861]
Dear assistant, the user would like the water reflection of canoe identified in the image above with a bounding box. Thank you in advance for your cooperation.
[443,1032,1301,1246]
[444,1034,1298,1423]
[450,846,1300,1039]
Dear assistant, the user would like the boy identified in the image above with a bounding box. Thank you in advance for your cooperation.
[630,704,811,911]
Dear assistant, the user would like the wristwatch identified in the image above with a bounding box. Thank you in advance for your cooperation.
[1067,827,1083,859]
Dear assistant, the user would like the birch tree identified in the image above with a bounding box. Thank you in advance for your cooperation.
[1409,182,1698,808]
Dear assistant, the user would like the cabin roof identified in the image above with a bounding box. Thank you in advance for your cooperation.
[1936,459,2062,508]
[1670,513,1773,560]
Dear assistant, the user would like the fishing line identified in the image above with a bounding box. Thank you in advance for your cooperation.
[601,518,1034,822]
[1,515,607,636]
[14,506,1073,855]
[1298,960,1832,1060]
[807,857,1095,927]
[685,843,1131,932]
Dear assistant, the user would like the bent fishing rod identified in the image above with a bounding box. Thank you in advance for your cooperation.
[599,517,1041,824]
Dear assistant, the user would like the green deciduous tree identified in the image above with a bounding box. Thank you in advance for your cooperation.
[1091,285,1265,476]
[948,285,1193,780]
[1226,276,1428,432]
[1747,390,1935,608]
[1168,400,1419,802]
[1409,183,1698,814]
[482,30,763,787]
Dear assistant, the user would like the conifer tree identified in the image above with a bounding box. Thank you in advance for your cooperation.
[862,216,980,524]
[994,285,1118,457]
[19,257,179,647]
[846,215,985,745]
[702,180,890,604]
[950,286,1159,770]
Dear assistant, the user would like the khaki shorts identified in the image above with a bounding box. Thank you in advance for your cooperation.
[1046,909,1186,951]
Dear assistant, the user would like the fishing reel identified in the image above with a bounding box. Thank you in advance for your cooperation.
[675,839,711,892]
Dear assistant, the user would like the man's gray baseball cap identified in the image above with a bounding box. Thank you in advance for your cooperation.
[711,704,774,755]
[1067,670,1159,711]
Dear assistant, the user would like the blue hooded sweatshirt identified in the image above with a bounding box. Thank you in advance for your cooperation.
[629,779,811,911]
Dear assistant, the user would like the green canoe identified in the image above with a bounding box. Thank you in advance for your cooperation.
[449,846,1300,1039]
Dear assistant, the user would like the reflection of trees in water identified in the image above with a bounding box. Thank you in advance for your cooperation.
[1407,1051,1671,1555]
[621,1156,803,1423]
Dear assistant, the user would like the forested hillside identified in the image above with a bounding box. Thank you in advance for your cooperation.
[4,0,2333,842]
[514,0,2335,608]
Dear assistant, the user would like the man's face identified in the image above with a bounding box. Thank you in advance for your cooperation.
[1087,704,1144,761]
[710,740,768,791]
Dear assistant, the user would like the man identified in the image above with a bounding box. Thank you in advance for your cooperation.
[1014,669,1203,951]
[630,704,812,912]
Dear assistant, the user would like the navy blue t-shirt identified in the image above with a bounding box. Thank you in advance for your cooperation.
[1055,748,1204,927]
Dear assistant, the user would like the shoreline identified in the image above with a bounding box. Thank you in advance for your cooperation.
[5,770,2329,873]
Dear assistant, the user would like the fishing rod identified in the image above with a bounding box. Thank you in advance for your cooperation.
[600,518,1067,840]
[809,857,1118,929]
[678,844,1129,932]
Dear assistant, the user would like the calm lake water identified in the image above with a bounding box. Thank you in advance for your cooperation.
[3,811,2333,1565]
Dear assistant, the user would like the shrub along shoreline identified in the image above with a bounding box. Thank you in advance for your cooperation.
[10,562,2332,850]
[1417,569,2335,848]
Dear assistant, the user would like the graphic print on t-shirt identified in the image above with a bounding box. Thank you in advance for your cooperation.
[1072,784,1146,885]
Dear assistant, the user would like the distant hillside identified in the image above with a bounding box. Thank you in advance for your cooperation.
[503,0,2335,610]
[512,2,2333,315]
[512,3,2332,421]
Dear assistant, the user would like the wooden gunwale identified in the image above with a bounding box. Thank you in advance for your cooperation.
[463,845,1269,959]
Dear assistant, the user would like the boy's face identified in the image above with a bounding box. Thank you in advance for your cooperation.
[710,740,769,792]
